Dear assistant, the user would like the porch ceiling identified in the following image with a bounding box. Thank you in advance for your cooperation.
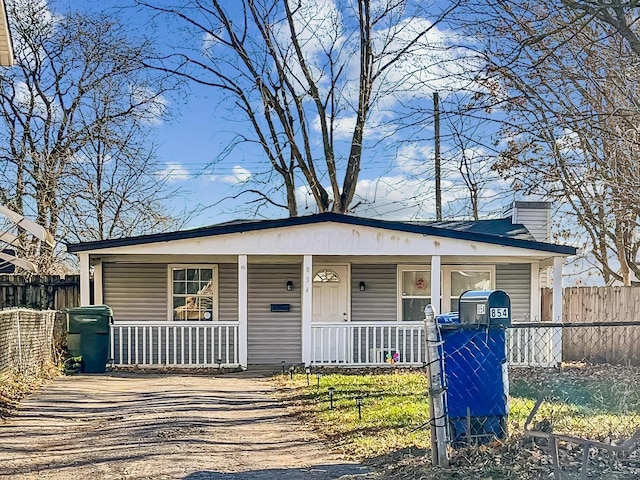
[92,253,553,265]
[0,0,12,66]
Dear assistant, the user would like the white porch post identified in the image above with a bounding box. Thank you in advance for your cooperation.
[430,255,441,315]
[552,256,564,366]
[552,257,563,322]
[94,259,103,305]
[301,255,313,365]
[530,261,540,321]
[79,253,90,305]
[238,255,248,369]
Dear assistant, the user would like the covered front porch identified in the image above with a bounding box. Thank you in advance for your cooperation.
[88,250,565,370]
[68,214,572,370]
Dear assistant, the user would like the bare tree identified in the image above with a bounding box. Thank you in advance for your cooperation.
[138,0,461,216]
[471,0,640,284]
[0,1,179,272]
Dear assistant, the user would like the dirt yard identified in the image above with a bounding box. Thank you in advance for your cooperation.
[0,372,372,479]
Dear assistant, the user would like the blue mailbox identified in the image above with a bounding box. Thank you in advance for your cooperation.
[458,290,511,326]
[437,290,511,444]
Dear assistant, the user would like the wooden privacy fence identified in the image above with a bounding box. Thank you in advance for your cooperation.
[542,286,640,322]
[0,275,81,310]
[541,286,640,365]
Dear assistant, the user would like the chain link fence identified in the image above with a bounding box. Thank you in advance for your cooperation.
[508,322,640,442]
[428,320,640,477]
[0,309,62,379]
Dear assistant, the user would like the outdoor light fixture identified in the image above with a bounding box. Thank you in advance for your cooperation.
[355,395,364,420]
[281,360,286,373]
[328,387,335,410]
[289,365,295,379]
[305,366,311,386]
[286,280,293,291]
[359,281,366,291]
[217,358,223,372]
[316,372,322,388]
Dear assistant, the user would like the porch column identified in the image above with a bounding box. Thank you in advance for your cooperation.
[301,255,313,365]
[94,259,103,305]
[552,257,563,322]
[79,253,90,305]
[530,261,540,321]
[430,255,441,315]
[238,255,248,369]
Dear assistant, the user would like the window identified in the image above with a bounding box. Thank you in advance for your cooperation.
[398,267,430,321]
[313,268,341,283]
[445,267,494,311]
[169,265,218,321]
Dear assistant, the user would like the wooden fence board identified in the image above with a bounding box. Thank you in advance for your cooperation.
[543,286,640,365]
[0,275,81,310]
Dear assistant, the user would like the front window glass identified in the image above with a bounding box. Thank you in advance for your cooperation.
[172,267,216,321]
[401,270,430,321]
[450,270,492,311]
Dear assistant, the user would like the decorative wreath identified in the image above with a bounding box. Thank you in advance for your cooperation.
[416,277,427,289]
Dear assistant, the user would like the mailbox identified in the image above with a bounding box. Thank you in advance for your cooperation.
[458,290,511,327]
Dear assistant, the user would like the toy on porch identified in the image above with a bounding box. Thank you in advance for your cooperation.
[385,352,400,365]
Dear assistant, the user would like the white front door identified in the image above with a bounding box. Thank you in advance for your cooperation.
[312,265,349,362]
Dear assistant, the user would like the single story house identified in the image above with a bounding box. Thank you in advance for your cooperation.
[66,202,576,370]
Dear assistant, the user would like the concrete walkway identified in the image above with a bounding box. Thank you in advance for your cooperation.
[0,372,372,479]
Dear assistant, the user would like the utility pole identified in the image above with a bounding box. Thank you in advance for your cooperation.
[434,92,442,220]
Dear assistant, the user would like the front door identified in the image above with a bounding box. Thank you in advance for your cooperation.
[312,265,349,362]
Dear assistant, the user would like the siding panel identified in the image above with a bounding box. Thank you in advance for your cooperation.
[103,263,167,321]
[219,264,238,321]
[351,264,397,321]
[496,264,531,321]
[247,264,301,364]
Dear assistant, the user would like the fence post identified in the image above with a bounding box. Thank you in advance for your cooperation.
[424,304,449,467]
[15,309,23,373]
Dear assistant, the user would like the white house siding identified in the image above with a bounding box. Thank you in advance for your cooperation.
[247,263,302,365]
[103,262,239,322]
[103,263,167,321]
[496,264,531,321]
[351,264,397,321]
[218,263,238,322]
[509,202,551,242]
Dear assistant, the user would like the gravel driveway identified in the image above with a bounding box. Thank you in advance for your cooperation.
[0,372,372,479]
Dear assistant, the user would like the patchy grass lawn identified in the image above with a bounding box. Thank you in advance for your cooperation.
[274,366,640,480]
[273,369,431,459]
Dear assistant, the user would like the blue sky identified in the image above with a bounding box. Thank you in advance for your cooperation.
[50,0,515,229]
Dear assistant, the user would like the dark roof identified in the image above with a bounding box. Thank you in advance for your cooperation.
[417,218,535,241]
[66,212,576,255]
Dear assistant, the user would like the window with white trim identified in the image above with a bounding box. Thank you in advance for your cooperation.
[398,266,431,321]
[444,266,495,312]
[169,265,218,321]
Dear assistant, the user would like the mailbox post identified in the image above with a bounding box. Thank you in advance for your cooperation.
[437,290,511,444]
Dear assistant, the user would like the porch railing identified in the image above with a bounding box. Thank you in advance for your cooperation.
[311,321,561,367]
[109,321,239,367]
[506,323,561,367]
[311,321,426,366]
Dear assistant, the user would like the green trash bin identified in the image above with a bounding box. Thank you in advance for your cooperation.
[66,305,113,373]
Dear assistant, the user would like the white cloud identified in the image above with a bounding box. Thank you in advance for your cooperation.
[14,81,48,114]
[220,165,252,185]
[130,85,167,126]
[396,144,435,176]
[157,162,190,181]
